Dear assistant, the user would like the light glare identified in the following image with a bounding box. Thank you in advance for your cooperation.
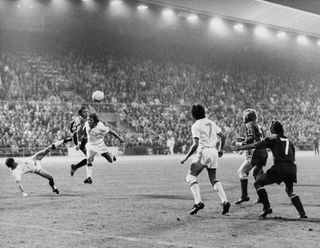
[254,26,271,39]
[187,14,198,22]
[233,23,244,32]
[277,31,287,39]
[137,5,148,10]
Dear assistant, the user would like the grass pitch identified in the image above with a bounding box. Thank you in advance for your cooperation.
[0,152,319,248]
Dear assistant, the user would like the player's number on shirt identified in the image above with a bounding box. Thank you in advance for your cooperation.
[205,123,212,138]
[280,137,289,155]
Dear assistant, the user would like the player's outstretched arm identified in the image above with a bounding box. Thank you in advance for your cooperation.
[181,138,199,164]
[109,130,125,143]
[16,180,28,197]
[230,142,256,151]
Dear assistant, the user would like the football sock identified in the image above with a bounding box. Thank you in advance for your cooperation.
[256,188,270,209]
[53,140,64,149]
[75,159,87,169]
[190,183,201,204]
[240,178,248,198]
[290,195,306,216]
[86,165,92,178]
[214,181,228,203]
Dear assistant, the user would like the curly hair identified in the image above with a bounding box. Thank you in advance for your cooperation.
[191,104,206,120]
[270,120,284,135]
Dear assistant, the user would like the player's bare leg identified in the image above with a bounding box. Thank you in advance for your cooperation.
[36,169,59,194]
[235,160,251,204]
[34,138,71,160]
[101,152,116,163]
[186,162,205,215]
[252,165,264,203]
[208,168,230,215]
[71,141,88,176]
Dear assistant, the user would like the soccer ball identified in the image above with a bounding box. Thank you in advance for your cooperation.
[92,90,104,102]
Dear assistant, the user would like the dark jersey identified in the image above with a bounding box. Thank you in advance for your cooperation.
[244,122,268,166]
[243,122,264,144]
[70,116,87,146]
[255,134,295,164]
[254,134,296,184]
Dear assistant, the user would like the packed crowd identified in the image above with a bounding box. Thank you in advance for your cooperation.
[1,51,319,156]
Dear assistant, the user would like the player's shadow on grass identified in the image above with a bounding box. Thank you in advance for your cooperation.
[280,202,320,207]
[137,194,190,200]
[33,192,86,197]
[268,216,320,223]
[296,184,320,187]
[210,215,320,223]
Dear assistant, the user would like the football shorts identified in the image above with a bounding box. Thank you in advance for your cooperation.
[86,142,109,157]
[192,147,219,169]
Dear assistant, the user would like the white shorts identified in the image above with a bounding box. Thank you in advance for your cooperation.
[86,142,109,158]
[192,147,219,169]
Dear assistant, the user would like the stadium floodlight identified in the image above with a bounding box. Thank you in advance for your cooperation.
[209,17,227,35]
[277,31,287,39]
[297,35,308,45]
[254,26,271,39]
[137,5,148,10]
[161,8,177,24]
[187,14,198,22]
[162,8,174,17]
[111,0,122,6]
[209,17,223,28]
[233,23,244,32]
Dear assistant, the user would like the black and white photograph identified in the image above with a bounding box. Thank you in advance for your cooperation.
[0,0,320,247]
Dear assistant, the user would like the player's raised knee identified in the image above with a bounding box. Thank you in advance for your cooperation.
[186,175,198,187]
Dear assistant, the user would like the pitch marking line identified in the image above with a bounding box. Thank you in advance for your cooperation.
[0,221,210,248]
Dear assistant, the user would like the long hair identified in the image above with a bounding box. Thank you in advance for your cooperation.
[89,113,99,124]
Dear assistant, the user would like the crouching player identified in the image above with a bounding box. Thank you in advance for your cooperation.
[231,120,307,219]
[5,138,72,197]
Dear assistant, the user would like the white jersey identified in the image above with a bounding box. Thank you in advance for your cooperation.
[85,121,110,146]
[191,117,221,148]
[10,156,42,181]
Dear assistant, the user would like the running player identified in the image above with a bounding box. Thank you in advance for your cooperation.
[232,120,307,219]
[180,104,230,215]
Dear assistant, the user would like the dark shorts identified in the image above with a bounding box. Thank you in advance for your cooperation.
[251,148,268,166]
[266,162,297,185]
[72,133,87,155]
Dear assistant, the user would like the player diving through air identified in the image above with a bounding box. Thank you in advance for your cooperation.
[5,137,72,196]
[83,113,124,184]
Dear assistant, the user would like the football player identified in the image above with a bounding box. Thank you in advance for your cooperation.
[231,120,307,219]
[234,109,268,204]
[69,106,89,176]
[83,113,124,184]
[5,138,72,196]
[181,104,230,215]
